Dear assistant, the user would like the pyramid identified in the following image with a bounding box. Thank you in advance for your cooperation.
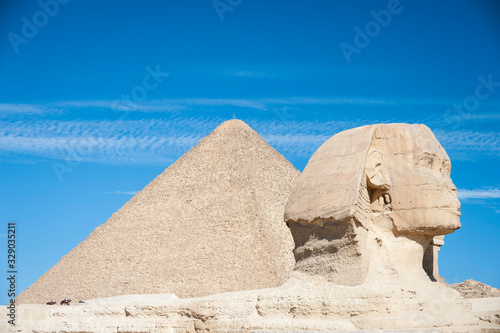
[18,120,299,304]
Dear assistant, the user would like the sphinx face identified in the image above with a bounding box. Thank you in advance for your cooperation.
[372,125,461,234]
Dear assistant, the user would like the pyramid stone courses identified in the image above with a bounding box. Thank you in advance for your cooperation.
[19,120,299,303]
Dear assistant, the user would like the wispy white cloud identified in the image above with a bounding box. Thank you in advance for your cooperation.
[2,97,477,118]
[464,113,500,120]
[53,100,187,113]
[458,188,500,200]
[51,98,268,112]
[0,118,219,165]
[262,133,331,158]
[0,116,498,165]
[105,191,138,195]
[174,98,268,110]
[256,97,397,106]
[247,118,359,157]
[3,97,394,118]
[0,103,60,117]
[0,117,356,164]
[1,94,499,167]
[0,103,44,113]
[434,130,500,157]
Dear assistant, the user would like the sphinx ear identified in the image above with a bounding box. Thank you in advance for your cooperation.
[366,149,391,190]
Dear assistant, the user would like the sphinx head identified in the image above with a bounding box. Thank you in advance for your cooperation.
[366,124,461,234]
[286,123,460,234]
[285,124,460,284]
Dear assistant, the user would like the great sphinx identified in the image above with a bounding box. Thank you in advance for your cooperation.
[285,123,461,286]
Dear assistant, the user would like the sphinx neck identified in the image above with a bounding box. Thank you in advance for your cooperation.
[289,218,370,286]
[288,214,441,287]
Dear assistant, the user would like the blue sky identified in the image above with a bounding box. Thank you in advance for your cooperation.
[0,0,499,305]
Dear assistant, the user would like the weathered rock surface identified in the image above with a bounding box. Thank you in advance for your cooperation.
[8,283,500,333]
[452,280,500,299]
[18,119,299,304]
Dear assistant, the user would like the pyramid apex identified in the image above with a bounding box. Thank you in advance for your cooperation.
[216,119,253,131]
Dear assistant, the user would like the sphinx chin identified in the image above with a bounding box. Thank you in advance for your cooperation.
[391,208,461,236]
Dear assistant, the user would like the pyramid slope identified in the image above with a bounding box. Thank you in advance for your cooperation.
[19,120,299,303]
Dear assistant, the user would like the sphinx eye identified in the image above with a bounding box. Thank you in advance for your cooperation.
[441,160,452,176]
